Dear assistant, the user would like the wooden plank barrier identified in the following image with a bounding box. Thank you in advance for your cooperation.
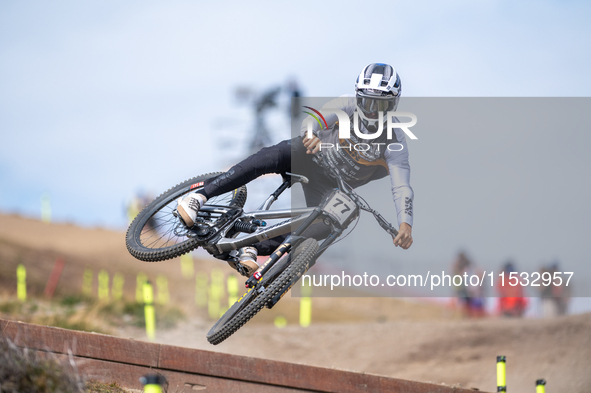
[0,319,490,393]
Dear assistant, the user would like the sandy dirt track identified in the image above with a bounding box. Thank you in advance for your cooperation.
[1,213,590,392]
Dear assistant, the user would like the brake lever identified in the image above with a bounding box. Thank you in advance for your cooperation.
[285,172,309,184]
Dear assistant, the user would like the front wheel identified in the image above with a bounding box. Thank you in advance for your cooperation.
[125,173,247,262]
[206,238,319,345]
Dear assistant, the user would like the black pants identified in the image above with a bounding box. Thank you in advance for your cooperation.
[199,137,336,255]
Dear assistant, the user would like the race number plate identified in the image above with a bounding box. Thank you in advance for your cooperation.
[322,190,356,226]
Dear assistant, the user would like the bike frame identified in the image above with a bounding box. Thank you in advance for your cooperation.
[196,159,398,286]
[201,156,403,343]
[199,177,345,261]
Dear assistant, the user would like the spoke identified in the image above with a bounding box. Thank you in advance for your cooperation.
[147,216,176,230]
[145,223,177,248]
[135,187,244,251]
[140,215,178,245]
[141,229,167,245]
[163,223,179,247]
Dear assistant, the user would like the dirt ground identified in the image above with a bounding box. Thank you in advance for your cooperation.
[1,212,590,392]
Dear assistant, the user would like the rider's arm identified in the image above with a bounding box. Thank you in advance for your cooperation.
[300,96,356,154]
[384,131,414,229]
[300,112,340,138]
[385,140,414,249]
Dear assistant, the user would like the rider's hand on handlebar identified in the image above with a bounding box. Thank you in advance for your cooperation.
[303,135,322,154]
[393,222,413,249]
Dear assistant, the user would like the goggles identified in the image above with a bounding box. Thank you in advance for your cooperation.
[356,96,397,118]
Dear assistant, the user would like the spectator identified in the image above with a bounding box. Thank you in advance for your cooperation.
[452,252,485,318]
[497,261,528,317]
[540,261,570,317]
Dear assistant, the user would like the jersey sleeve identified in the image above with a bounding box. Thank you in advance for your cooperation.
[384,128,414,227]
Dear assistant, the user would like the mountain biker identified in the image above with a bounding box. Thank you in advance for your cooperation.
[177,63,414,276]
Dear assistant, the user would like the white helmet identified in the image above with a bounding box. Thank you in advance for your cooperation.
[355,63,401,130]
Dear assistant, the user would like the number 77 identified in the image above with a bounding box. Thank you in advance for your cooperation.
[333,198,351,214]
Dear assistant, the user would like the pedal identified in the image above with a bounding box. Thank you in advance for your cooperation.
[191,224,211,236]
[226,259,252,277]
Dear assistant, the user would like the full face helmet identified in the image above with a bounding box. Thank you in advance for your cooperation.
[355,63,401,131]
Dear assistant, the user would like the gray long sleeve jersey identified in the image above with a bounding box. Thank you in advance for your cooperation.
[300,96,414,227]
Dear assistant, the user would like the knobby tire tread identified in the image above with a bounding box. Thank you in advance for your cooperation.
[207,238,319,345]
[125,172,247,262]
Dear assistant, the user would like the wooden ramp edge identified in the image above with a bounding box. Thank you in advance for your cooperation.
[0,319,487,393]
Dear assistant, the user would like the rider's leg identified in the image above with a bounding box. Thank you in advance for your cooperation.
[180,137,332,266]
[177,139,294,227]
[299,176,336,241]
[179,139,298,274]
[199,139,292,199]
[227,246,259,276]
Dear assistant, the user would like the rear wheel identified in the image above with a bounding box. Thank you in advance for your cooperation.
[206,238,319,345]
[126,173,247,262]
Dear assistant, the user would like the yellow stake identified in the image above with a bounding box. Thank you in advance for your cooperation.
[212,270,224,298]
[143,281,156,340]
[144,385,161,393]
[16,264,26,301]
[180,254,194,278]
[112,273,124,301]
[299,297,312,327]
[140,375,166,393]
[82,269,93,296]
[136,272,147,303]
[126,197,140,225]
[497,356,506,392]
[208,287,219,319]
[98,270,109,301]
[208,270,224,319]
[536,379,546,393]
[299,282,312,327]
[156,275,169,305]
[227,275,239,307]
[195,273,208,308]
[274,315,287,328]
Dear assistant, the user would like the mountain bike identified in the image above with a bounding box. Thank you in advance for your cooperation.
[125,155,399,344]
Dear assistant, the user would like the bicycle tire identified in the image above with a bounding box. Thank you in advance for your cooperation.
[206,238,319,345]
[126,173,247,262]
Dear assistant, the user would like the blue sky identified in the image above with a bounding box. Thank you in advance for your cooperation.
[1,1,590,281]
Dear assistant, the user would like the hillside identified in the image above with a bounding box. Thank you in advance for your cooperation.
[0,212,589,392]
